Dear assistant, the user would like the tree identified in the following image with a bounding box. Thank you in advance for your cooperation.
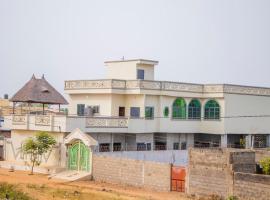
[259,157,270,175]
[22,131,56,175]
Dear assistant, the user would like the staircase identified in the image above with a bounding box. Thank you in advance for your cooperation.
[49,170,92,181]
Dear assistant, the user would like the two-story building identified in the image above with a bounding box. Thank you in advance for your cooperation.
[64,59,270,151]
[1,58,270,173]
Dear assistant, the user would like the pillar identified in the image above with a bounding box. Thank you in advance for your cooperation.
[245,134,252,149]
[267,134,270,147]
[111,133,114,152]
[221,134,228,148]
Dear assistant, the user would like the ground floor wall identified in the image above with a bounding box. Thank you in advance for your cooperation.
[92,154,171,191]
[88,132,194,152]
[4,130,67,167]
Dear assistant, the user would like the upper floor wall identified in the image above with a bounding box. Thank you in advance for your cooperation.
[105,59,158,81]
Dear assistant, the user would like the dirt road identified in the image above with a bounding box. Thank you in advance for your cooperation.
[0,168,191,200]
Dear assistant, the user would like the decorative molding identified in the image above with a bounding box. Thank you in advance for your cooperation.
[224,85,270,96]
[86,117,128,128]
[203,85,224,93]
[12,115,26,125]
[65,79,270,96]
[35,115,51,126]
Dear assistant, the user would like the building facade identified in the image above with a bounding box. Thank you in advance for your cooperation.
[1,59,270,173]
[64,59,270,151]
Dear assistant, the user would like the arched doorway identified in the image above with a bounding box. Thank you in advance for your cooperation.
[68,140,90,171]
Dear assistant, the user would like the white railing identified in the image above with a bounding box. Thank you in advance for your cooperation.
[85,117,128,128]
[65,79,204,93]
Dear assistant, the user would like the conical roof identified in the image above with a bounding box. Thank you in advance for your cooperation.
[10,75,68,105]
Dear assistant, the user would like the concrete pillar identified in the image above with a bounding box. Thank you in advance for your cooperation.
[245,134,252,149]
[111,133,114,152]
[266,134,270,147]
[221,134,228,148]
[186,133,194,148]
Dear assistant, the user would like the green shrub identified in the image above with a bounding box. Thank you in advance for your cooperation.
[259,157,270,175]
[0,182,33,200]
[227,195,238,200]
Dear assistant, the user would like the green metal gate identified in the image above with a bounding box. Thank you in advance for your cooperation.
[68,141,90,171]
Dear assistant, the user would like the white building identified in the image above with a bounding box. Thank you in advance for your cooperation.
[1,58,270,172]
[64,59,270,151]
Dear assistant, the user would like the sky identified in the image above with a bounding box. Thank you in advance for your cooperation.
[0,0,270,97]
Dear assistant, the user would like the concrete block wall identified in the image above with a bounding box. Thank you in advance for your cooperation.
[187,148,270,200]
[254,149,270,163]
[187,148,233,197]
[233,173,270,200]
[92,154,171,191]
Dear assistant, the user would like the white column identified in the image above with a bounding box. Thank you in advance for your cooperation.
[221,134,228,148]
[111,133,114,152]
[245,134,252,149]
[267,134,270,147]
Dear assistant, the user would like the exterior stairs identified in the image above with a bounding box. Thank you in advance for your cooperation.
[48,170,92,181]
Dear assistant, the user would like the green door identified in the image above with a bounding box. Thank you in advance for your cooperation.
[68,141,90,171]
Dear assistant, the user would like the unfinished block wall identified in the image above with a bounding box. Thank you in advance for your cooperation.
[187,148,270,200]
[92,154,171,191]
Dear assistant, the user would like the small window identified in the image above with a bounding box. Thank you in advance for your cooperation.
[77,104,85,116]
[181,142,187,150]
[113,143,121,151]
[99,143,110,152]
[137,69,145,80]
[92,105,100,114]
[119,107,125,117]
[163,107,169,117]
[137,143,146,151]
[173,142,179,150]
[145,107,154,119]
[130,107,140,118]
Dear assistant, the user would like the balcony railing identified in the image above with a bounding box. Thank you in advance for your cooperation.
[85,117,128,128]
[65,79,204,93]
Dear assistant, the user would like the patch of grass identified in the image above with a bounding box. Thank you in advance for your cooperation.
[0,182,34,200]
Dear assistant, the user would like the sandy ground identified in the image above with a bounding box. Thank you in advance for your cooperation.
[0,168,192,200]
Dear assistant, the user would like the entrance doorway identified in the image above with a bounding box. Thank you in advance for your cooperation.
[68,141,90,171]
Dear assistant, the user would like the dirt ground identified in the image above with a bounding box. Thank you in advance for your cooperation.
[0,168,192,200]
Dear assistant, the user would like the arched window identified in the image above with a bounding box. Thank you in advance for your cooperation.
[188,99,201,119]
[172,98,186,119]
[204,100,220,119]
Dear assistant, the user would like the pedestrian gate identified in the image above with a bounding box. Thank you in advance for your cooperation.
[171,166,186,192]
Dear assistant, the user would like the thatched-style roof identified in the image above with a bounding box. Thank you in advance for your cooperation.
[10,75,68,105]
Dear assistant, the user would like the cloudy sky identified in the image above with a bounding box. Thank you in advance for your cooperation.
[0,0,270,97]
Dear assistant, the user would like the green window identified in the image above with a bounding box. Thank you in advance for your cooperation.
[172,98,186,119]
[163,107,169,117]
[145,107,154,119]
[204,100,220,119]
[188,99,201,119]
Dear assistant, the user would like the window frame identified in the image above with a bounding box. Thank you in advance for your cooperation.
[204,100,220,120]
[188,99,201,120]
[130,107,140,118]
[77,104,85,116]
[172,98,187,119]
[145,106,154,119]
[137,69,145,80]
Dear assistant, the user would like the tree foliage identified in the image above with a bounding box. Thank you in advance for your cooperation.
[259,157,270,175]
[22,131,56,175]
